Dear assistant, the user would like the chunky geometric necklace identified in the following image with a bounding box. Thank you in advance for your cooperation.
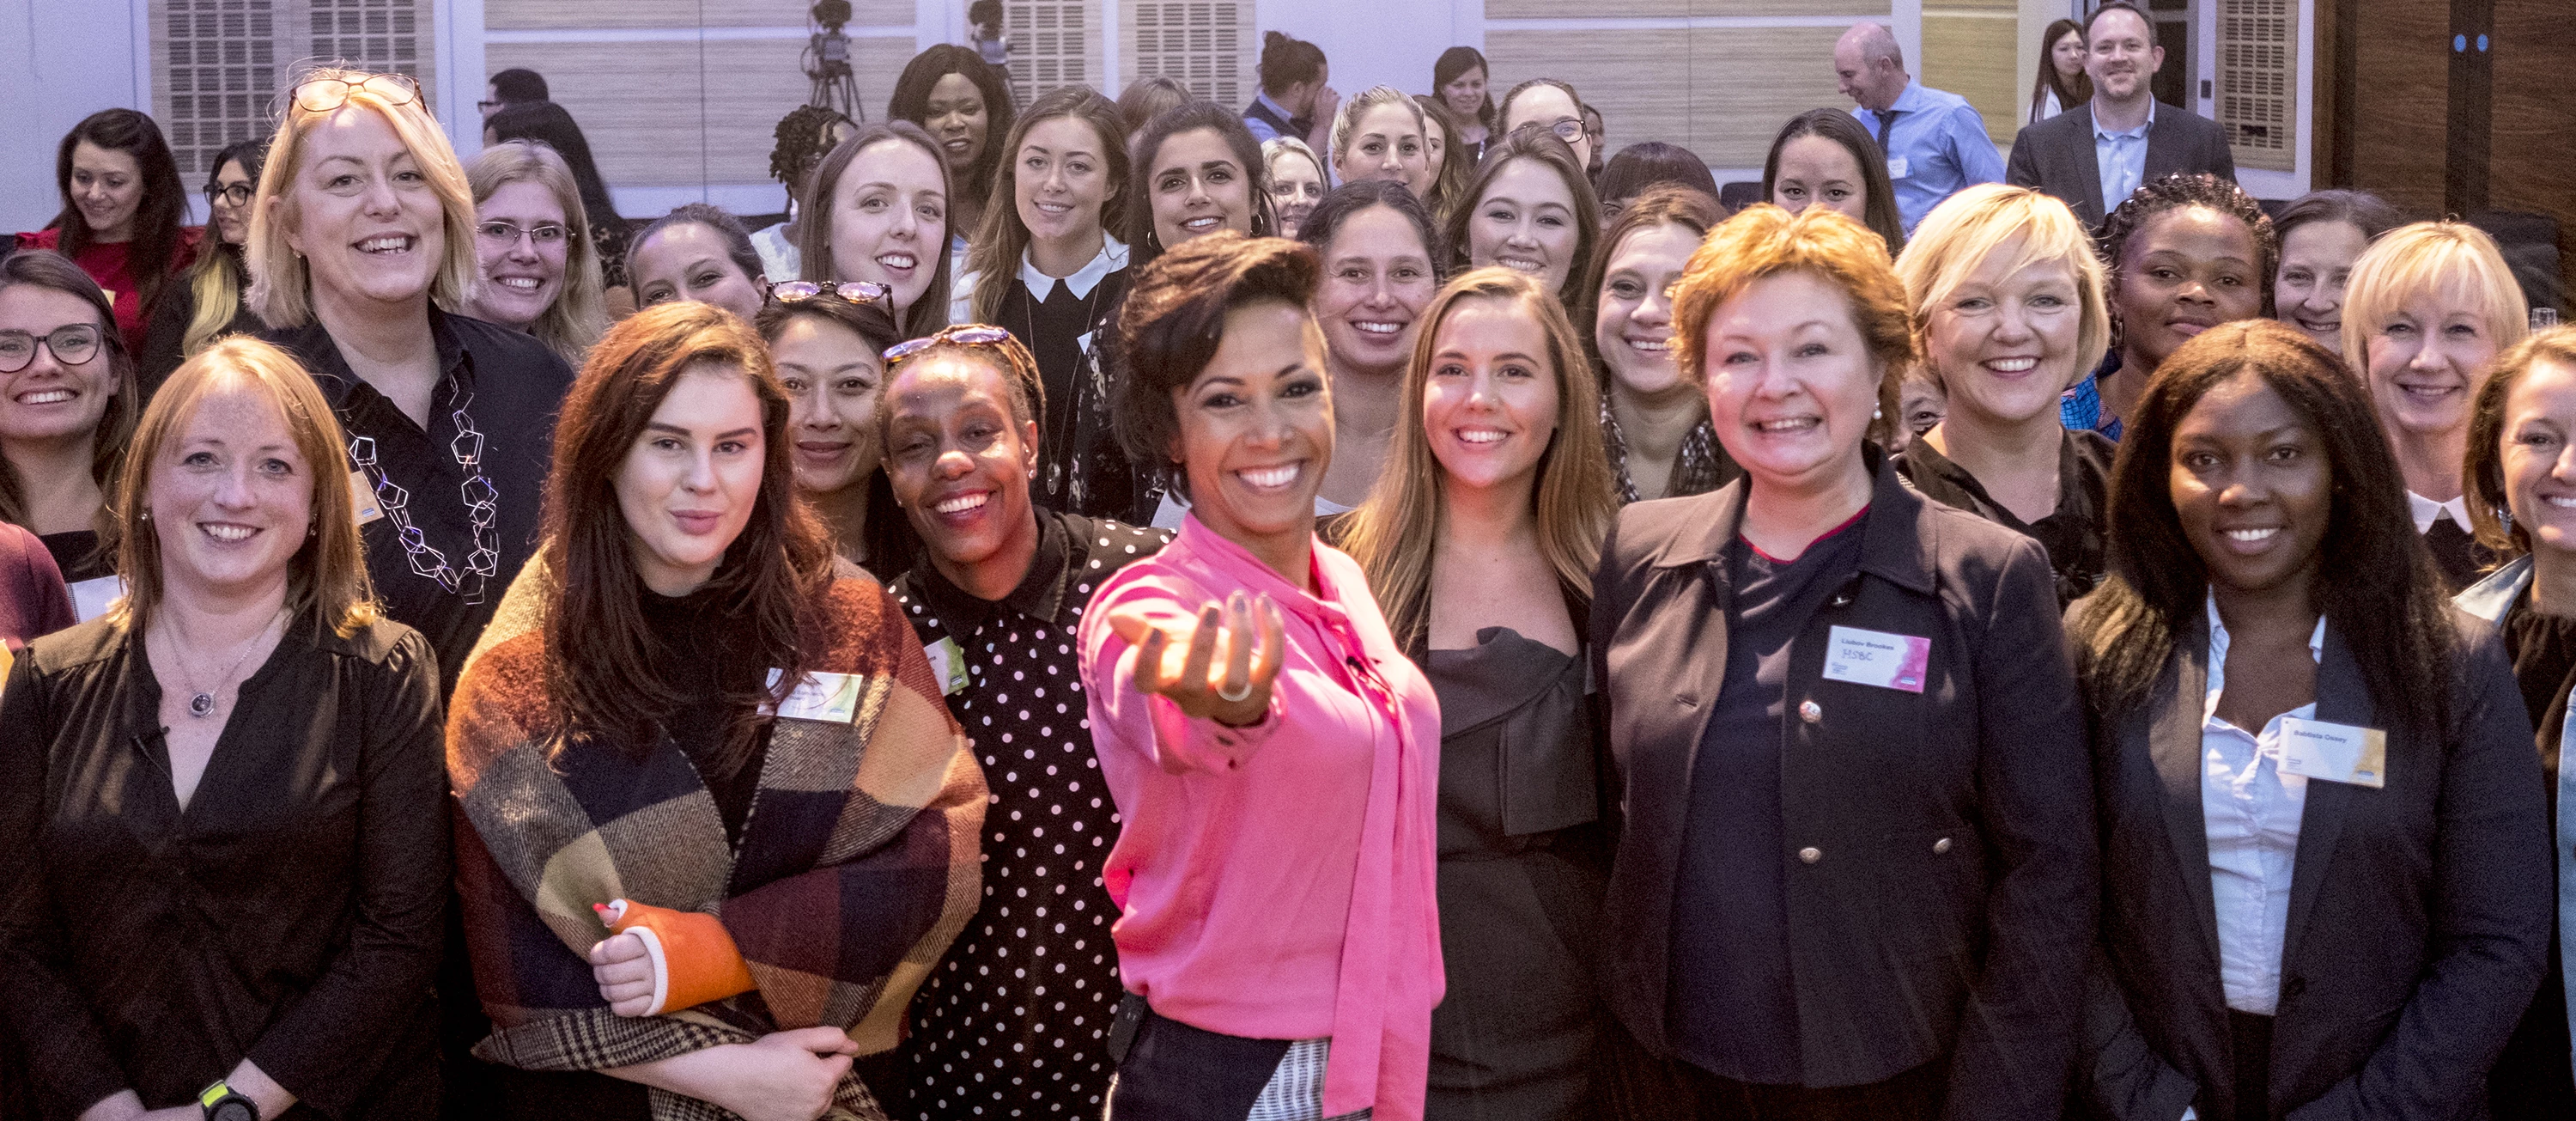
[348,395,501,603]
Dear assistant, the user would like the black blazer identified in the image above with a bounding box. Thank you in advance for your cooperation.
[1589,459,2097,1118]
[2080,609,2549,1121]
[2004,101,2236,228]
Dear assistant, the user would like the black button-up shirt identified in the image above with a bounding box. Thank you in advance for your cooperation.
[261,309,573,694]
[0,612,449,1118]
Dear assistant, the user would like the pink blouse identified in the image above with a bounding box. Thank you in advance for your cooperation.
[1079,515,1443,1119]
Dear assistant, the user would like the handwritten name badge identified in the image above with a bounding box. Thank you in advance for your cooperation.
[761,668,866,724]
[1821,625,1929,693]
[1886,155,1911,180]
[2278,716,2388,789]
[925,637,969,697]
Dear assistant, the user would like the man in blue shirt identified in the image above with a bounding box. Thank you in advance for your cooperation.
[1835,22,2005,234]
[2006,1,2234,229]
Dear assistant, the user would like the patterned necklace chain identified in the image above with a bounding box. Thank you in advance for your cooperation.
[349,394,501,604]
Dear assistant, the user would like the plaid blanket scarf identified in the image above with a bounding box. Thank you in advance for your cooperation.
[447,559,984,1120]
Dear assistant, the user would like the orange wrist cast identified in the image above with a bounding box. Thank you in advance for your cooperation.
[594,899,758,1015]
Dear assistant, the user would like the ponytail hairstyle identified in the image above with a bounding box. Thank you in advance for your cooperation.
[1257,32,1327,98]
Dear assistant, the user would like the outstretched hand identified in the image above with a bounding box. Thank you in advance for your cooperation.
[1109,590,1286,727]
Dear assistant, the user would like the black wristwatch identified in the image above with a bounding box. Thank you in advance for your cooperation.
[197,1080,258,1121]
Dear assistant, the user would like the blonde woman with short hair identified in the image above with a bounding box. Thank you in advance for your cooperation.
[248,66,576,692]
[1338,266,1615,1115]
[463,140,607,365]
[2343,219,2531,588]
[1892,182,2114,605]
[0,336,448,1121]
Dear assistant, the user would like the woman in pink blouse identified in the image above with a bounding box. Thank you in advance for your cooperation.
[1078,229,1443,1120]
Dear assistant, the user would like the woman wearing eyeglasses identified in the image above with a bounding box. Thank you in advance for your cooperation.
[755,279,916,570]
[0,250,139,608]
[463,140,609,366]
[250,69,575,698]
[139,138,268,397]
[15,109,199,360]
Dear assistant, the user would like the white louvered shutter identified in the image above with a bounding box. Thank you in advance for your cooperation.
[155,0,435,180]
[1126,0,1255,109]
[2215,0,2296,173]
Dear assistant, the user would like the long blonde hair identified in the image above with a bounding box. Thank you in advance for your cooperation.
[467,140,609,363]
[112,337,379,637]
[246,67,482,329]
[1340,267,1617,647]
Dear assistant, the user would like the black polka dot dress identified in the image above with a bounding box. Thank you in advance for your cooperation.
[888,509,1171,1118]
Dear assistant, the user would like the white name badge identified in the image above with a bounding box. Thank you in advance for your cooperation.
[1821,624,1929,693]
[1886,155,1911,180]
[68,575,125,623]
[762,668,866,723]
[2278,716,2387,788]
[349,469,384,525]
[925,637,969,697]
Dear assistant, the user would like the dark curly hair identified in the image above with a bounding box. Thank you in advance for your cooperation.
[1112,231,1318,497]
[2099,172,2280,318]
[2068,319,2454,747]
[768,104,853,188]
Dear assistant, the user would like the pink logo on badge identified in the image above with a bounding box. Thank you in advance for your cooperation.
[1891,634,1929,693]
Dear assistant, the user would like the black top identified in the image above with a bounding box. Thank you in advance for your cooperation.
[2491,594,2576,1116]
[261,308,574,696]
[137,248,264,400]
[1896,428,2114,606]
[994,267,1139,521]
[1668,514,1867,1084]
[39,529,112,588]
[887,509,1170,1119]
[640,581,775,845]
[0,611,448,1119]
[1419,626,1610,1117]
[2423,517,2494,594]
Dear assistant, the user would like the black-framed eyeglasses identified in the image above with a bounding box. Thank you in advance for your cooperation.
[1545,118,1583,143]
[768,279,890,307]
[0,325,102,373]
[293,73,420,114]
[477,99,502,113]
[884,324,1013,364]
[476,220,571,248]
[205,183,254,208]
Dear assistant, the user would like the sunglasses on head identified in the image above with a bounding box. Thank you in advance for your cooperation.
[768,279,891,307]
[883,324,1013,364]
[292,72,421,114]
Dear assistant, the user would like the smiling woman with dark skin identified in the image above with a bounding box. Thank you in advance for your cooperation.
[2064,173,2274,440]
[2069,319,2549,1121]
[874,333,1167,1118]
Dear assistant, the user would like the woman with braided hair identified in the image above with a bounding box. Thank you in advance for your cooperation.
[2057,172,2275,440]
[753,104,856,283]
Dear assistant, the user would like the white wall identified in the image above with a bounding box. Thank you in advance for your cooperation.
[1249,0,1479,102]
[0,0,156,230]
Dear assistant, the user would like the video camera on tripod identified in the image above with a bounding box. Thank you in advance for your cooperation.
[803,0,864,119]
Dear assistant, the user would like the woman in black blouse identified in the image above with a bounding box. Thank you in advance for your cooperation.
[247,68,575,696]
[0,249,137,599]
[957,86,1133,516]
[1340,266,1619,1118]
[1893,184,2113,605]
[0,335,447,1120]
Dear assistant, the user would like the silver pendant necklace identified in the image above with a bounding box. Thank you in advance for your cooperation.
[161,608,286,718]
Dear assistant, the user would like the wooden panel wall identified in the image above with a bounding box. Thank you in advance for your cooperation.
[1922,4,2021,145]
[2489,0,2575,308]
[2346,0,2445,218]
[483,36,912,190]
[1485,24,1848,168]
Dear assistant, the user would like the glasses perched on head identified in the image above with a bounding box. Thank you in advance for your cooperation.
[769,279,890,307]
[293,72,421,114]
[0,326,102,373]
[883,324,1013,365]
[476,220,571,248]
[206,183,254,208]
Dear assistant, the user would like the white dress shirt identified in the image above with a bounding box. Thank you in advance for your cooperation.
[2406,489,2471,535]
[2201,593,2325,1017]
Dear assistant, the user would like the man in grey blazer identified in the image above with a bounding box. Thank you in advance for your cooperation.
[2006,2,2234,228]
